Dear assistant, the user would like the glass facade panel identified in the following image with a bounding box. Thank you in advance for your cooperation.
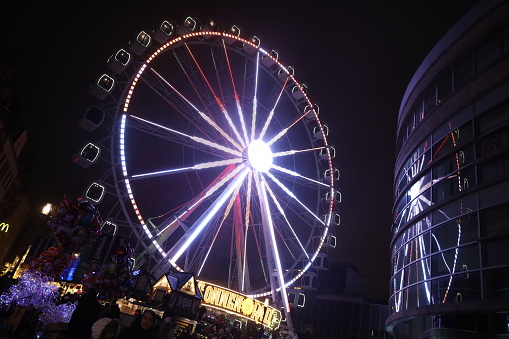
[406,257,431,286]
[432,270,481,304]
[417,281,432,307]
[431,122,473,164]
[478,126,509,159]
[391,270,402,295]
[432,194,477,224]
[476,101,509,137]
[405,284,419,309]
[480,153,509,182]
[431,215,478,253]
[483,236,509,267]
[480,202,509,237]
[432,144,474,181]
[431,244,479,278]
[484,267,509,298]
[432,166,474,203]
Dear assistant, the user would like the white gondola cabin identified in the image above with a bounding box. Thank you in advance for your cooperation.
[304,103,319,120]
[79,106,105,132]
[301,273,319,291]
[312,253,330,271]
[129,31,151,55]
[90,74,114,100]
[242,36,261,55]
[261,50,278,68]
[176,17,197,36]
[83,182,105,204]
[288,289,306,308]
[153,21,175,44]
[73,143,101,168]
[224,25,241,45]
[323,167,340,183]
[313,124,329,140]
[107,49,131,73]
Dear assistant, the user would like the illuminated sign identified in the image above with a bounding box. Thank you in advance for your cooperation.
[0,223,8,232]
[197,281,281,329]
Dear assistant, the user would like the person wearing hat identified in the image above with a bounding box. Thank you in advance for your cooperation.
[158,316,177,339]
[91,318,122,339]
[117,309,159,339]
[68,289,101,339]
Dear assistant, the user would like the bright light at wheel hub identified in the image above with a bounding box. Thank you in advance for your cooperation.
[248,140,273,172]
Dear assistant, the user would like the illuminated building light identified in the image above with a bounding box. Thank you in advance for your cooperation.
[0,223,9,232]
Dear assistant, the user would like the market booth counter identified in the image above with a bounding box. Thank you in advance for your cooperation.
[150,271,203,333]
[122,271,283,337]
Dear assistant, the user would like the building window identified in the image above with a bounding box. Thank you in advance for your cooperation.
[476,34,502,72]
[454,53,475,90]
[437,71,453,104]
[423,85,437,116]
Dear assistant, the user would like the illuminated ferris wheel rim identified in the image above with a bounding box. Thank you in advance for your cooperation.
[114,28,337,297]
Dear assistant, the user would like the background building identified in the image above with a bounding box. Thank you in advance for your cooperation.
[387,0,509,337]
[0,51,32,273]
[291,263,391,339]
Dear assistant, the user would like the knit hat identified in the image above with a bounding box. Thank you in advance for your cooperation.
[91,318,120,339]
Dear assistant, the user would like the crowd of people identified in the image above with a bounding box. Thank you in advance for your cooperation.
[65,289,268,339]
[0,282,274,339]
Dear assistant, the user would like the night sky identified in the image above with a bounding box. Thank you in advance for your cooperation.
[2,1,479,300]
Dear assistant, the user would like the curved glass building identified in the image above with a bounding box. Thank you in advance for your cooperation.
[386,0,509,337]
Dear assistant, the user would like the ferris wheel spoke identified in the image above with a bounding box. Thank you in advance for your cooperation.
[270,163,329,188]
[127,158,242,181]
[219,39,250,146]
[149,66,244,152]
[254,171,291,312]
[250,52,261,142]
[264,171,325,226]
[153,164,238,238]
[138,67,217,141]
[272,146,325,158]
[174,44,247,150]
[195,182,243,276]
[166,166,250,268]
[265,107,312,146]
[129,114,242,158]
[258,77,290,140]
[263,180,309,261]
[184,43,247,148]
[240,172,254,292]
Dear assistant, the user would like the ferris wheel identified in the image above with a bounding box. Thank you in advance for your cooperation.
[76,16,340,318]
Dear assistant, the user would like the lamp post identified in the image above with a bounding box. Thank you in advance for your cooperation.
[41,203,52,217]
[12,203,53,277]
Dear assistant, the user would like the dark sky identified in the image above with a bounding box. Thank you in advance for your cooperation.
[2,0,479,300]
